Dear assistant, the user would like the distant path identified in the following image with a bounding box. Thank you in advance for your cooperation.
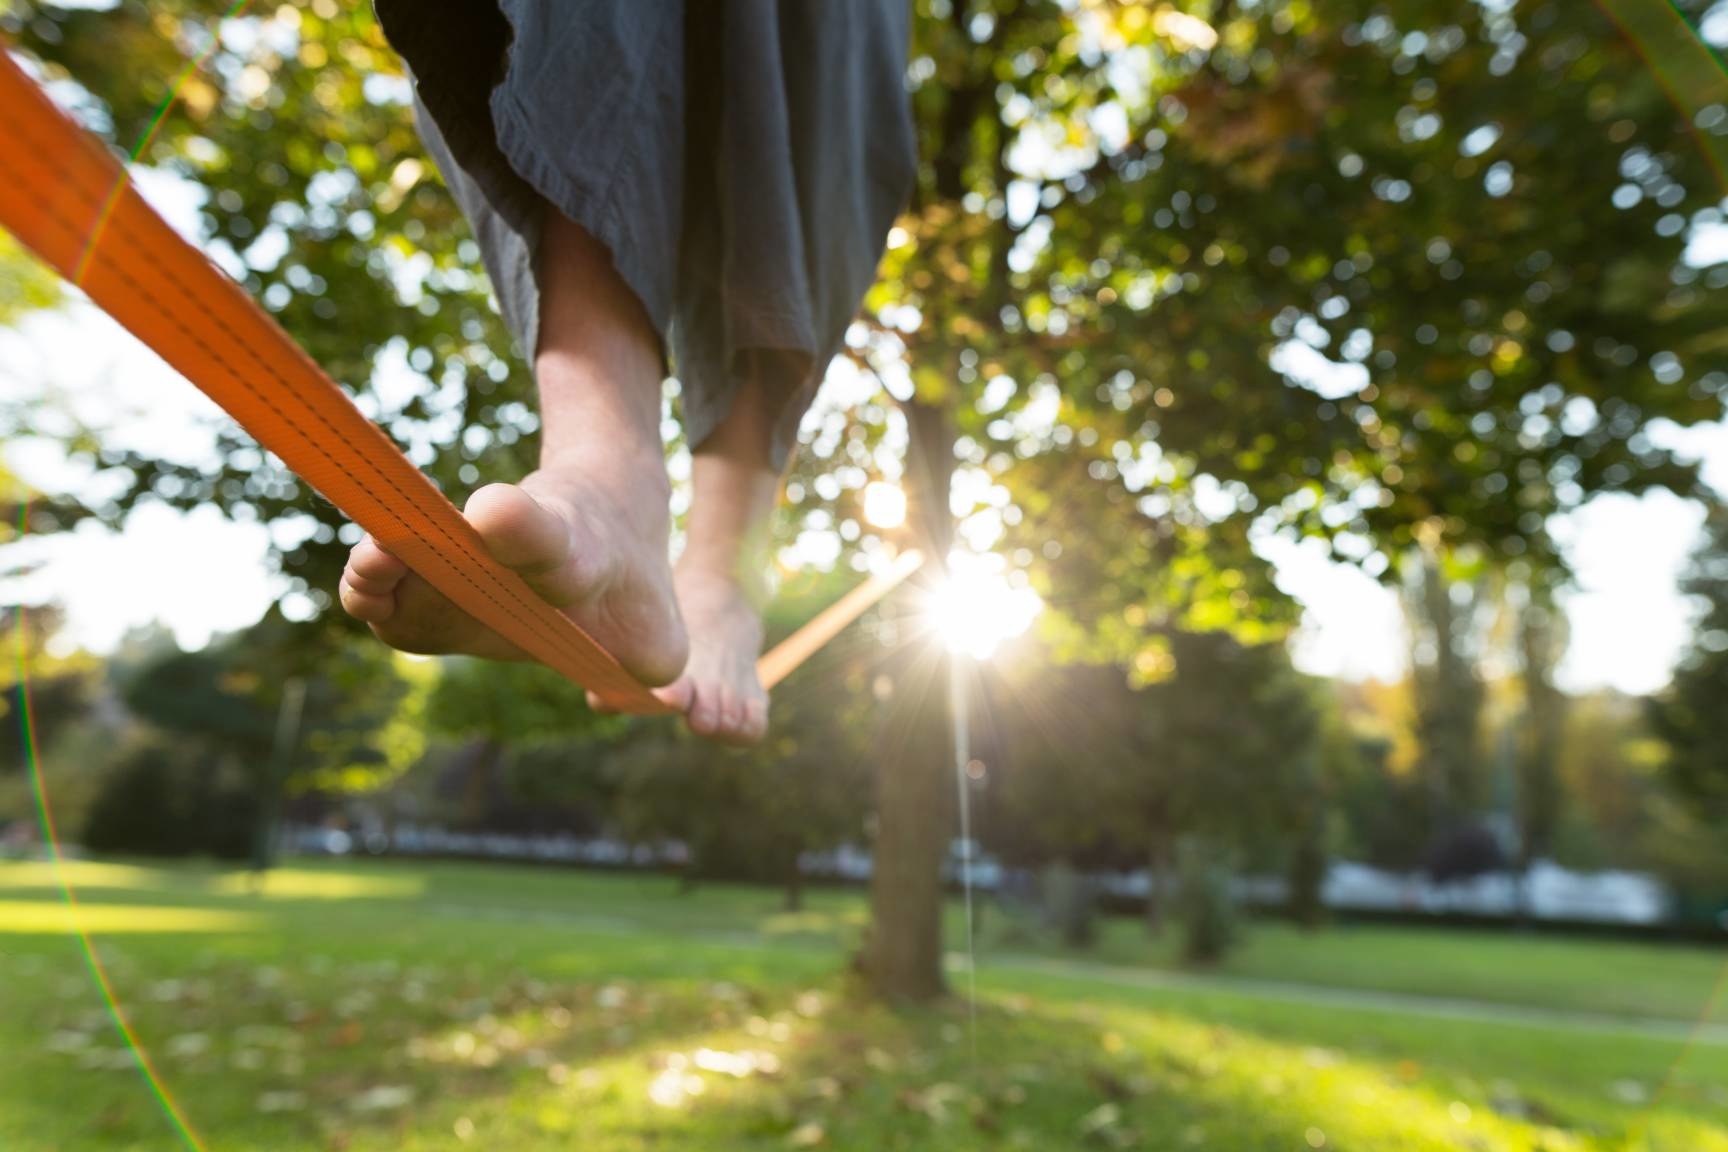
[992,955,1728,1048]
[421,900,1728,1047]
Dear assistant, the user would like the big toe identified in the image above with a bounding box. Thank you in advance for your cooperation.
[340,535,407,624]
[649,678,696,715]
[465,483,584,600]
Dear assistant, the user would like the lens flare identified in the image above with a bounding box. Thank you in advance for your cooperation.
[12,7,253,1144]
[862,481,907,530]
[12,500,208,1152]
[926,552,1042,660]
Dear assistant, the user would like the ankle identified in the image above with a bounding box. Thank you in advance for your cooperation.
[677,548,769,607]
[540,431,667,482]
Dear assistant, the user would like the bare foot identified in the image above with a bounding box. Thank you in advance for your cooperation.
[338,458,688,687]
[340,206,690,691]
[652,563,769,744]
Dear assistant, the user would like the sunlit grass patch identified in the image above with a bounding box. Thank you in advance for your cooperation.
[0,859,425,904]
[321,986,1728,1152]
[760,907,867,939]
[0,900,258,935]
[0,860,186,895]
[209,868,425,901]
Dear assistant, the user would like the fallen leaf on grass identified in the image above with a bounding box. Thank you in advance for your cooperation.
[864,1047,896,1072]
[167,1033,211,1059]
[800,1075,842,1102]
[349,1085,413,1112]
[787,1121,826,1147]
[898,1082,967,1123]
[647,1062,706,1109]
[694,1047,781,1079]
[1079,1103,1121,1136]
[1087,1065,1137,1100]
[45,1029,93,1054]
[79,1048,137,1071]
[1079,1103,1140,1148]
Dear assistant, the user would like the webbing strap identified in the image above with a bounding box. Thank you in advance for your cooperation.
[0,51,921,710]
[0,50,671,711]
[757,549,924,690]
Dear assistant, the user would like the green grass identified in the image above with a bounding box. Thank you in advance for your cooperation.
[2,858,1726,1151]
[988,910,1728,1024]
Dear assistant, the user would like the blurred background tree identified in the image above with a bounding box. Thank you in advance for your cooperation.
[1650,506,1728,826]
[81,611,429,861]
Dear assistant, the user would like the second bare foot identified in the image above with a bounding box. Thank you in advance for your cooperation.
[651,563,769,744]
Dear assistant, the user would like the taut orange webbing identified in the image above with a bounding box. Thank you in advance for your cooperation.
[757,549,923,690]
[0,51,920,710]
[0,49,667,711]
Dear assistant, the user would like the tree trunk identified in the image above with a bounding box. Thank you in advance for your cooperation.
[678,844,700,895]
[1144,839,1168,936]
[251,678,305,877]
[784,863,804,913]
[1515,592,1565,931]
[1288,748,1328,930]
[858,399,954,1001]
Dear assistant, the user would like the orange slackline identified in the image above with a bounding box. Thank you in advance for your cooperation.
[756,548,924,690]
[0,51,920,709]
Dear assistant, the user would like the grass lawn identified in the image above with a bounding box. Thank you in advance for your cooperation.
[2,858,1725,1151]
[988,911,1728,1025]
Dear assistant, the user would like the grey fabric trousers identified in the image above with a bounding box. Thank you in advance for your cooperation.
[374,1,917,469]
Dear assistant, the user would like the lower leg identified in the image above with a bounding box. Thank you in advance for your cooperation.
[341,209,688,687]
[683,371,784,599]
[668,361,796,742]
[533,215,666,483]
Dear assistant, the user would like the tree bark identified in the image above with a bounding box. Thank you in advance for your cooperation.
[1145,836,1169,936]
[858,399,954,1001]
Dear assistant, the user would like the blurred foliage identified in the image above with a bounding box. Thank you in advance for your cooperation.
[1650,504,1728,825]
[857,0,1728,670]
[3,0,1722,670]
[0,453,94,551]
[412,566,881,903]
[118,610,427,794]
[82,736,258,858]
[0,230,60,323]
[1512,587,1566,878]
[986,628,1322,954]
[0,604,101,777]
[428,658,624,749]
[1402,552,1488,816]
[59,611,426,856]
[1174,835,1239,963]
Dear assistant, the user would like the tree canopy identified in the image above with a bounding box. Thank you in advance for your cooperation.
[6,0,1728,991]
[6,0,1723,663]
